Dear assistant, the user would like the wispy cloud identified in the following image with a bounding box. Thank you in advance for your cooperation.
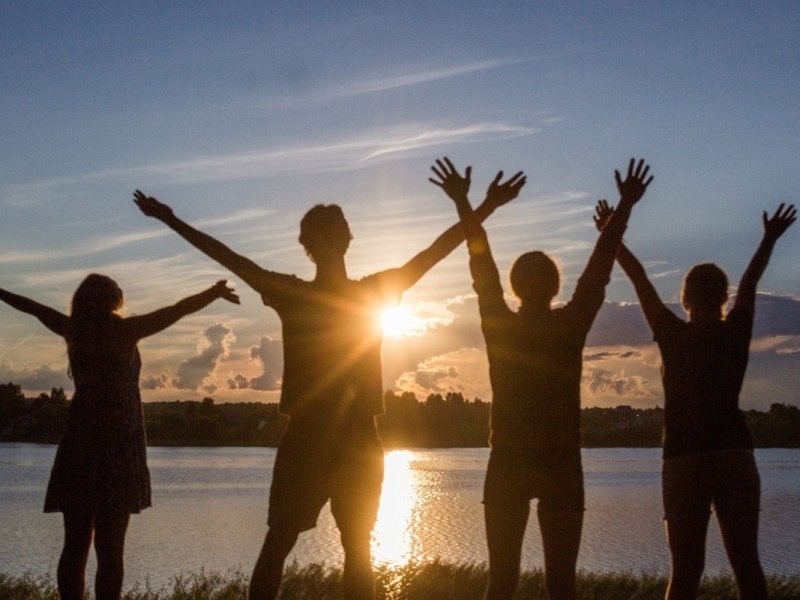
[229,56,565,112]
[361,124,537,161]
[2,124,538,199]
[315,58,533,102]
[0,208,274,264]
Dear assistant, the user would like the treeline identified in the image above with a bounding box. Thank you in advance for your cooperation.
[2,382,800,448]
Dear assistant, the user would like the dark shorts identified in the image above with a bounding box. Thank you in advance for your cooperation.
[483,447,584,513]
[662,448,760,522]
[267,424,384,535]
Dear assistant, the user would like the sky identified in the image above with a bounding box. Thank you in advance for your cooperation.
[1,2,799,411]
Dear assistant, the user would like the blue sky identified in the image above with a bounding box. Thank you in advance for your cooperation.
[2,2,799,409]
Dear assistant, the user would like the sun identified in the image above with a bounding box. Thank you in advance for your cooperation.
[380,305,419,339]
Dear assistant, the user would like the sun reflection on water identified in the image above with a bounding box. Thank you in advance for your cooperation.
[372,449,417,565]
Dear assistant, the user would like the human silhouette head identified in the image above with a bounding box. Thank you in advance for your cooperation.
[71,274,123,319]
[299,204,353,263]
[681,263,729,315]
[510,251,560,307]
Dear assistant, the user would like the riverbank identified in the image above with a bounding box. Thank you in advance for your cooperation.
[5,389,800,448]
[3,563,800,599]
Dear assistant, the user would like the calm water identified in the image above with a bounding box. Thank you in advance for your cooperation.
[1,444,799,590]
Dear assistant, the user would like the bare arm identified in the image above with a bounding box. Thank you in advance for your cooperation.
[0,288,68,336]
[381,158,525,291]
[580,159,653,287]
[124,280,240,340]
[429,159,513,312]
[133,191,275,294]
[594,200,665,330]
[428,158,494,251]
[735,203,796,312]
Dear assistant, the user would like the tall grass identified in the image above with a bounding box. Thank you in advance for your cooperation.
[2,563,799,599]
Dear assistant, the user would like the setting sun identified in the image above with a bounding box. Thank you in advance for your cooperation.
[380,305,421,339]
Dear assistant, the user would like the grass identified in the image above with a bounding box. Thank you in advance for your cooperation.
[2,563,799,599]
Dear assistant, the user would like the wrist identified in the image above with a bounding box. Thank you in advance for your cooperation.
[617,196,635,208]
[478,197,496,212]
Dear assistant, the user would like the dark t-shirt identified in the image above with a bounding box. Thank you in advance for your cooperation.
[258,271,401,430]
[471,252,608,451]
[653,306,754,458]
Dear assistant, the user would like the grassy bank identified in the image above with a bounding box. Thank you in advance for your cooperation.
[3,563,799,599]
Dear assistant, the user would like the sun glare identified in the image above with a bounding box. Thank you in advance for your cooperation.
[372,450,416,566]
[380,305,421,339]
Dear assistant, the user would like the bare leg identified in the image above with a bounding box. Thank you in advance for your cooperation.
[340,526,375,600]
[716,508,767,600]
[93,511,130,600]
[484,501,530,600]
[58,510,94,600]
[249,527,298,600]
[538,509,583,600]
[664,513,709,600]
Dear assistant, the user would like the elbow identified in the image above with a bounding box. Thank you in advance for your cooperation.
[468,238,489,256]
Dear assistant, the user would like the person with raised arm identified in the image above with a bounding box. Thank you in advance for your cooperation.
[594,200,796,600]
[133,168,525,600]
[0,276,238,600]
[431,157,652,600]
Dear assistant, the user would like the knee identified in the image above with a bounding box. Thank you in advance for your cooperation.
[94,534,125,566]
[340,528,371,556]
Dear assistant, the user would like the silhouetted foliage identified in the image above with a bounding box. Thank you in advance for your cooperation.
[2,566,800,600]
[2,383,799,448]
[0,383,68,442]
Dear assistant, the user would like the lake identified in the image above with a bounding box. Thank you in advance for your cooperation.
[1,444,799,590]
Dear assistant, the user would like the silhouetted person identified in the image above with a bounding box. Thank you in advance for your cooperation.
[594,200,796,600]
[133,171,523,600]
[431,157,652,600]
[0,275,238,600]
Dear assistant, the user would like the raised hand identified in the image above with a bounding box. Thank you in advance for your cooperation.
[486,170,526,209]
[133,190,174,221]
[212,280,240,304]
[593,199,615,231]
[763,203,797,241]
[615,158,653,205]
[429,157,471,202]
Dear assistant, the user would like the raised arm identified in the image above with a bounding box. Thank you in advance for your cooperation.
[0,288,68,336]
[581,158,653,283]
[734,203,796,312]
[124,280,239,340]
[428,159,516,312]
[133,191,275,295]
[594,200,666,330]
[380,158,525,292]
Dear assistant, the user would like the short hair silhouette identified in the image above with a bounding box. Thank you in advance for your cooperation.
[298,204,353,262]
[510,250,561,303]
[134,170,523,600]
[681,263,729,312]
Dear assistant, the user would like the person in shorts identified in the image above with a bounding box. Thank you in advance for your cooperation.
[594,199,795,599]
[133,167,524,600]
[431,157,652,600]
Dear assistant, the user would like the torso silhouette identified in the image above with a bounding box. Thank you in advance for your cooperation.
[261,271,400,438]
